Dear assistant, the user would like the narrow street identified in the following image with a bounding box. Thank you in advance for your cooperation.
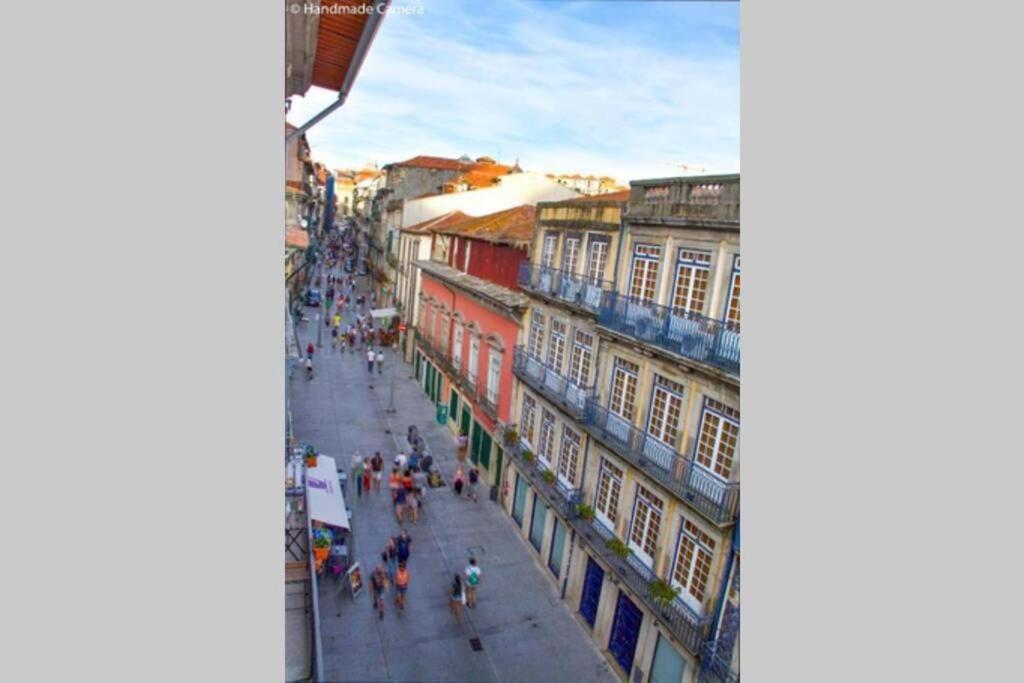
[290,266,617,683]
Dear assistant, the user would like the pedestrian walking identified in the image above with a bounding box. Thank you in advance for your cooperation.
[394,562,410,613]
[389,467,400,502]
[394,480,408,523]
[395,451,408,471]
[362,458,372,494]
[453,465,465,497]
[366,347,375,374]
[409,487,422,524]
[353,458,365,499]
[382,538,398,582]
[307,342,315,361]
[468,466,480,502]
[371,451,384,493]
[332,312,341,329]
[396,529,412,564]
[464,558,481,608]
[376,348,384,375]
[457,431,468,463]
[371,564,389,620]
[449,574,465,625]
[330,327,338,349]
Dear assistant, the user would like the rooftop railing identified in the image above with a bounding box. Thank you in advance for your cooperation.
[518,263,611,314]
[580,398,739,525]
[597,293,739,378]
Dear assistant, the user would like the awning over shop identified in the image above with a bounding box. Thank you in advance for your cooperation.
[306,455,350,529]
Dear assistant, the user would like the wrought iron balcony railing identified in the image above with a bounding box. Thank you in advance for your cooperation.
[512,346,592,419]
[597,293,739,378]
[497,422,586,521]
[477,383,499,421]
[699,642,740,683]
[518,263,611,314]
[580,398,739,525]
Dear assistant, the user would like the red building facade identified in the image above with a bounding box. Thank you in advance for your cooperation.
[411,206,534,489]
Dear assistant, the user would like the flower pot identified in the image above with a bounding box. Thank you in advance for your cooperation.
[306,456,318,468]
[313,546,329,562]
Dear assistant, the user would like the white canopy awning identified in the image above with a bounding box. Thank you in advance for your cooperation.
[305,455,350,529]
[371,307,398,321]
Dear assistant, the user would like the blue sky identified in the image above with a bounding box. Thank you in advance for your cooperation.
[286,0,739,183]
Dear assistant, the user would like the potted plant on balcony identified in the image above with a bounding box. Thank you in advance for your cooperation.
[575,504,595,521]
[541,469,556,485]
[503,429,519,447]
[521,449,535,464]
[649,578,681,617]
[605,537,629,561]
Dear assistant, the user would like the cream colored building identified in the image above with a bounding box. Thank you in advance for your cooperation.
[500,176,741,683]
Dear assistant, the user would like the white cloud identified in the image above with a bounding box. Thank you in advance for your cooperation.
[287,0,739,183]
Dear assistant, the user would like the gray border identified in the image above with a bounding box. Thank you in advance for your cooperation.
[745,1,1021,680]
[4,1,283,680]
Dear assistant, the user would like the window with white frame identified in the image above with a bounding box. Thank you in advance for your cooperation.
[521,393,537,448]
[486,348,502,404]
[468,335,480,385]
[726,256,740,331]
[528,312,546,358]
[672,517,717,612]
[431,306,441,342]
[547,320,567,372]
[439,311,450,353]
[695,398,740,480]
[541,234,558,269]
[538,409,556,467]
[595,459,623,527]
[628,484,664,566]
[609,358,639,421]
[452,323,463,368]
[562,236,581,274]
[671,249,712,315]
[418,297,427,331]
[556,425,581,487]
[647,375,686,447]
[629,244,662,302]
[569,330,593,386]
[586,239,609,282]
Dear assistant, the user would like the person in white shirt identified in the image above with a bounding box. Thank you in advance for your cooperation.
[464,558,481,608]
[367,348,375,374]
[395,452,408,470]
[376,348,384,375]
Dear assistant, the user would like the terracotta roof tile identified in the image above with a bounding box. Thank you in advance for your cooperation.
[403,210,472,234]
[392,155,471,171]
[432,205,536,245]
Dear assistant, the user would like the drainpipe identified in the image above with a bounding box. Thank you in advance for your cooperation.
[286,1,390,142]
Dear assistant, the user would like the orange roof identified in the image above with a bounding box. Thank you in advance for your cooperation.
[392,155,471,171]
[447,162,513,189]
[285,227,310,249]
[403,210,472,234]
[433,205,536,245]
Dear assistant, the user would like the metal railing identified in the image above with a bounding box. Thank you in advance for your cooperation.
[498,422,583,520]
[597,293,740,377]
[495,422,711,656]
[512,346,592,418]
[518,263,611,314]
[580,399,739,525]
[699,643,740,683]
[477,384,499,421]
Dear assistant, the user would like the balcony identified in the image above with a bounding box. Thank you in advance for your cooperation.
[476,384,499,421]
[496,421,711,656]
[699,643,740,683]
[597,293,739,378]
[512,346,592,419]
[580,399,738,526]
[497,422,585,521]
[518,263,611,315]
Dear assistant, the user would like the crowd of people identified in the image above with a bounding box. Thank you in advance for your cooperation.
[300,228,487,627]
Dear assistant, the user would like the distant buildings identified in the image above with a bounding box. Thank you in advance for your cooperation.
[546,173,628,196]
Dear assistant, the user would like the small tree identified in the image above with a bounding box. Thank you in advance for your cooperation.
[542,469,556,485]
[649,579,681,609]
[575,504,595,521]
[606,538,629,560]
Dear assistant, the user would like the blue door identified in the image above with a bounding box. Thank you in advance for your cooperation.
[608,592,643,675]
[580,557,604,628]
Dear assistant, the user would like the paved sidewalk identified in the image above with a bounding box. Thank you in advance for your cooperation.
[290,271,617,683]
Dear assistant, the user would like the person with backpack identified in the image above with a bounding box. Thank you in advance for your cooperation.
[464,558,481,609]
[467,466,480,502]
